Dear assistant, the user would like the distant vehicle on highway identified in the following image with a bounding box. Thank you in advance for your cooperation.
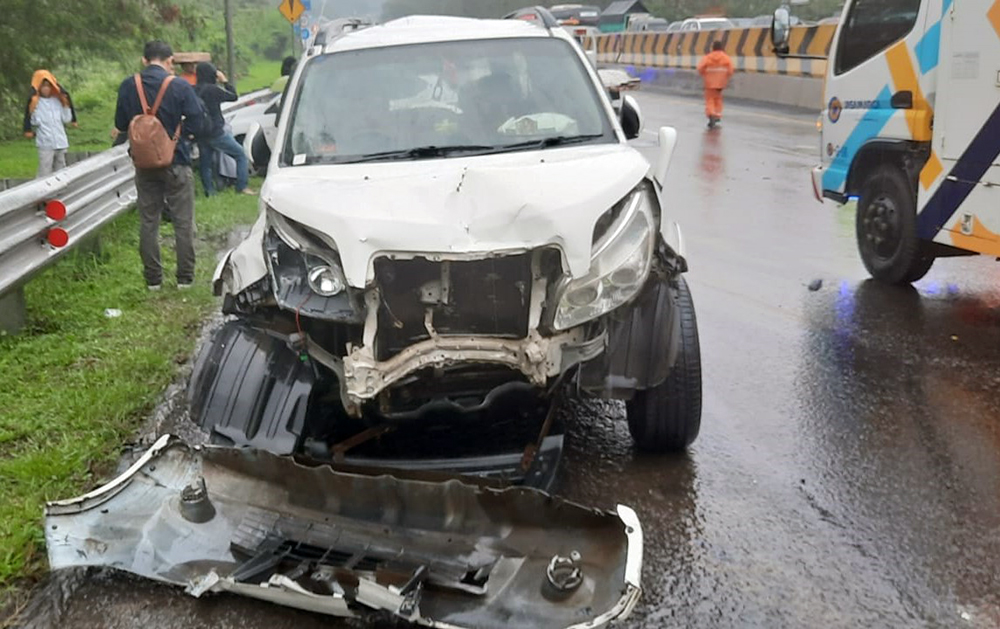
[679,17,735,31]
[549,3,601,26]
[629,16,671,31]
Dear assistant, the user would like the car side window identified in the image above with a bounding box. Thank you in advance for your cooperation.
[835,0,921,75]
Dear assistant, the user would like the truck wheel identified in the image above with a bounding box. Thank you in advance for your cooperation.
[903,253,935,283]
[856,166,933,284]
[626,276,702,453]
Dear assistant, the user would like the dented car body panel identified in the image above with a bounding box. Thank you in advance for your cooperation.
[253,146,650,289]
[45,436,642,627]
[196,14,701,469]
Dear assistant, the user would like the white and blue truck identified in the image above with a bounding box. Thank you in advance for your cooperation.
[775,0,1000,284]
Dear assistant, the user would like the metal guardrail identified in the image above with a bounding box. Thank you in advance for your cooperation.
[0,93,261,306]
[0,146,136,299]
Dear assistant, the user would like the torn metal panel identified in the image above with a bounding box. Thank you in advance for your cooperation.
[258,145,649,288]
[343,328,591,405]
[46,436,642,628]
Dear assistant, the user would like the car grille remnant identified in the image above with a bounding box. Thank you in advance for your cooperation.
[45,436,642,628]
[374,255,533,361]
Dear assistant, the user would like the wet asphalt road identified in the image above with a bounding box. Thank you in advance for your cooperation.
[36,91,1000,628]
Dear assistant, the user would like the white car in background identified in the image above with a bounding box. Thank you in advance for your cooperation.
[680,17,735,30]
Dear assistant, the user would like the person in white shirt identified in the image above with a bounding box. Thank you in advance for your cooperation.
[23,70,76,178]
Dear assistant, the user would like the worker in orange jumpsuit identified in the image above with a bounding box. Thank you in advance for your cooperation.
[697,41,734,128]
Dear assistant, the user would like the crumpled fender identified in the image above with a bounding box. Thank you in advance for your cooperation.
[214,211,269,296]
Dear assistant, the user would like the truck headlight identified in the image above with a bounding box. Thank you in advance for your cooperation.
[553,187,655,331]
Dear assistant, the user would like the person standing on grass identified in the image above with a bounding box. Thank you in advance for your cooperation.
[697,41,734,129]
[194,62,255,197]
[23,70,77,178]
[114,40,205,291]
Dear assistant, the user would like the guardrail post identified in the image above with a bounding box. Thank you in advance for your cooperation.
[0,286,26,335]
[75,234,104,262]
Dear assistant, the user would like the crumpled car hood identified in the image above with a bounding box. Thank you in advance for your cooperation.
[45,436,642,628]
[262,144,649,287]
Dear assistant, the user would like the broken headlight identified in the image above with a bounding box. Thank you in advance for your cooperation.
[264,206,362,322]
[552,187,655,331]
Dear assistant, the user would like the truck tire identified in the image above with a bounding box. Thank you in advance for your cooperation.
[626,276,702,452]
[856,166,934,284]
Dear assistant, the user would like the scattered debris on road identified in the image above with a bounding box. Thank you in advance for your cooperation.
[45,435,642,628]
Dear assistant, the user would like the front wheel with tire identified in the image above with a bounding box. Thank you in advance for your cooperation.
[626,276,702,453]
[856,166,934,284]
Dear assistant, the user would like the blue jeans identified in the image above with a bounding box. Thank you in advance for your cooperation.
[198,133,248,195]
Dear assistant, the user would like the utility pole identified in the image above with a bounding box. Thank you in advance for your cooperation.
[224,0,236,91]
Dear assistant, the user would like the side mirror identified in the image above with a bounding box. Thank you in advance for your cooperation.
[652,126,677,189]
[771,6,791,55]
[620,94,643,140]
[244,121,270,173]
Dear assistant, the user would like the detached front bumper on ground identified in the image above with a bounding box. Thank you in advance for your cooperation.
[45,435,642,628]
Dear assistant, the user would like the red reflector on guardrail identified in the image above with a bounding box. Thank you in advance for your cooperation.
[45,200,67,221]
[47,227,69,248]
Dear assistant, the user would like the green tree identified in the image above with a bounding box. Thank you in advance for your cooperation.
[0,0,291,140]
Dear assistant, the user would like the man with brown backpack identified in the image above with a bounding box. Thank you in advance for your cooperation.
[113,40,206,291]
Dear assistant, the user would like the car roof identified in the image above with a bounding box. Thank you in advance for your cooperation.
[320,15,557,54]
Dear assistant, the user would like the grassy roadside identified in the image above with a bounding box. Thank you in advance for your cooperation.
[0,187,261,601]
[0,58,279,603]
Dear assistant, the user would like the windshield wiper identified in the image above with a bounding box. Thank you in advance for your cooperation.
[493,133,606,152]
[341,145,496,164]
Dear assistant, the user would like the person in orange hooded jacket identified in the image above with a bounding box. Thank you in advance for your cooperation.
[697,41,734,128]
[22,70,78,177]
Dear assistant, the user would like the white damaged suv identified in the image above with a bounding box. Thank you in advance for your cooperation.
[191,13,700,476]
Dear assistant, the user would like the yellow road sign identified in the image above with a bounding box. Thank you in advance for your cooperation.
[278,0,305,23]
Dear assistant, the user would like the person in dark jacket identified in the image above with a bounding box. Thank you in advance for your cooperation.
[194,62,254,197]
[114,40,206,290]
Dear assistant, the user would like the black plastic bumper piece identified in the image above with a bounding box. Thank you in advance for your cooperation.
[189,321,561,487]
[189,320,313,455]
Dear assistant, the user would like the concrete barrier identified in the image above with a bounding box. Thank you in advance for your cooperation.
[614,64,824,110]
[586,23,835,78]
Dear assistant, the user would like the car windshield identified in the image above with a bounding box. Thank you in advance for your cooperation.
[282,37,614,165]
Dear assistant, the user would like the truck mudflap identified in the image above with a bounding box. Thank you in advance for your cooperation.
[45,436,642,628]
